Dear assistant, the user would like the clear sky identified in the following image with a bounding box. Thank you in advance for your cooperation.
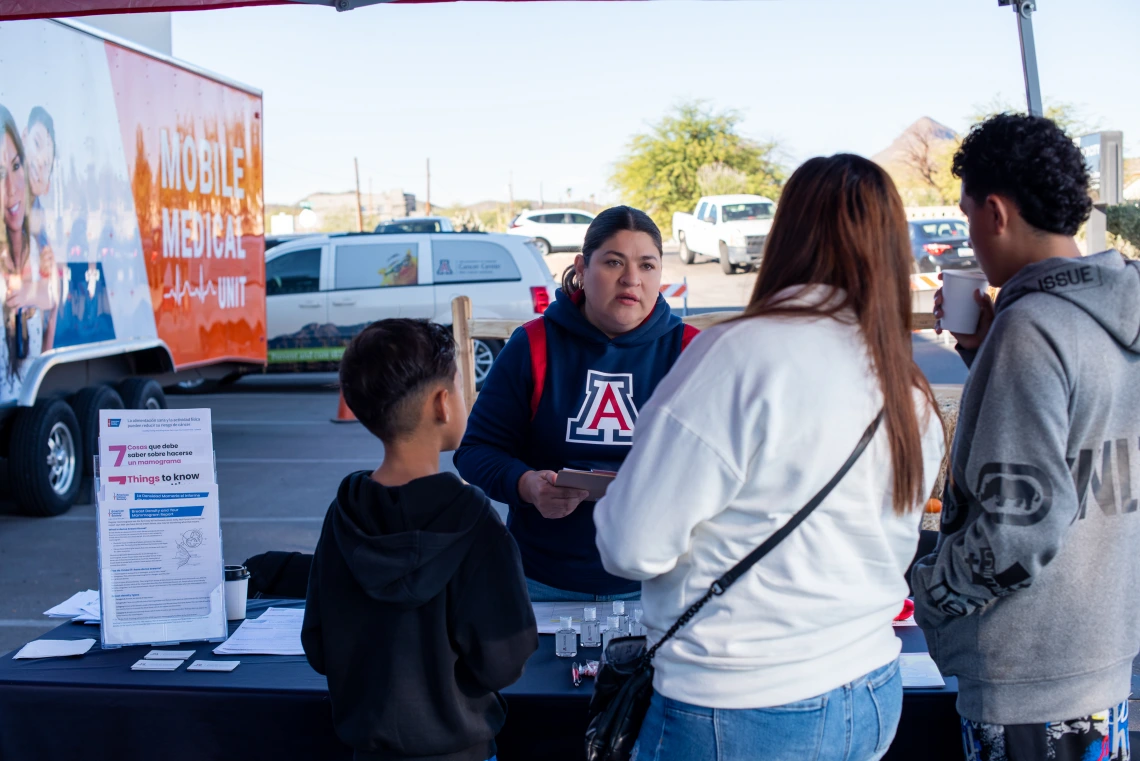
[172,0,1140,207]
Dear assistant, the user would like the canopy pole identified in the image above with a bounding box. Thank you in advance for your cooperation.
[1000,0,1044,117]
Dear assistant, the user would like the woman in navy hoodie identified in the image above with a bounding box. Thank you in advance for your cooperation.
[454,206,697,601]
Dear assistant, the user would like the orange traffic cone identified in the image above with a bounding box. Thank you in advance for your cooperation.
[331,391,358,423]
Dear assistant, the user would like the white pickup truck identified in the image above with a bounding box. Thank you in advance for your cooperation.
[672,194,776,274]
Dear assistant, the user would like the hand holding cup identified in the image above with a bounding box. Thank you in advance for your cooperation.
[934,271,994,351]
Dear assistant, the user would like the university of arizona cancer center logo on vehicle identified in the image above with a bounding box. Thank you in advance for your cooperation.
[566,371,638,446]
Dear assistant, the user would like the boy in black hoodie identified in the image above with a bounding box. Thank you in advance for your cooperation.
[302,319,538,761]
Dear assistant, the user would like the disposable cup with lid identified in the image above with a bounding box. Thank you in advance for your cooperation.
[939,270,989,335]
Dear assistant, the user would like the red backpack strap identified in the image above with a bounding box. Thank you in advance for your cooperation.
[523,318,547,420]
[681,324,700,351]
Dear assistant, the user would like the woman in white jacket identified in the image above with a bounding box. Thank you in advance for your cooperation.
[594,154,945,761]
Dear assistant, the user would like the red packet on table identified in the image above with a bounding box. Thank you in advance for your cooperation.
[555,469,617,501]
[895,598,915,621]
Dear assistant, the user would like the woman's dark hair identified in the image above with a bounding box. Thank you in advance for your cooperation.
[26,106,56,152]
[953,113,1091,236]
[561,206,663,295]
[338,319,457,443]
[743,154,940,516]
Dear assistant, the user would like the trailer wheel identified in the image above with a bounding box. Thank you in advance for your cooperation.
[119,378,167,410]
[9,398,83,517]
[70,385,123,476]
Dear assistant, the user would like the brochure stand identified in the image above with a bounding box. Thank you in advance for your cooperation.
[93,409,228,649]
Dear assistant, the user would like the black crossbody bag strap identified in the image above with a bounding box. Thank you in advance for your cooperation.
[644,410,885,662]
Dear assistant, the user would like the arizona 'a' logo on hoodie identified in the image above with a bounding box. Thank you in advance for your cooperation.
[566,370,638,445]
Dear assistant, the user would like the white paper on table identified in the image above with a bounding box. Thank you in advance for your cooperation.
[71,599,102,624]
[145,649,196,660]
[44,590,100,618]
[213,608,305,656]
[131,658,184,671]
[97,487,226,648]
[14,639,95,659]
[531,601,644,635]
[899,653,945,688]
[187,660,239,672]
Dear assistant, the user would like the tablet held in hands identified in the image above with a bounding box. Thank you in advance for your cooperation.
[556,469,617,501]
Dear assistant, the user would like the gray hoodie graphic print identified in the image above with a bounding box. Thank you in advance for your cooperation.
[911,250,1140,725]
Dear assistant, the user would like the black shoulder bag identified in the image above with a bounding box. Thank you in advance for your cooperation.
[584,411,884,761]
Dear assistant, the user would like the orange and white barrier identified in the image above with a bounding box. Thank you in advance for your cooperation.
[660,279,689,316]
[911,273,939,330]
[911,273,941,291]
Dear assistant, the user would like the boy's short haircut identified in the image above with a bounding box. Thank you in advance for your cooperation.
[952,113,1092,237]
[339,319,458,443]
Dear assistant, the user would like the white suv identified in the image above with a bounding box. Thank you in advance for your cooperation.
[265,232,555,387]
[507,208,595,256]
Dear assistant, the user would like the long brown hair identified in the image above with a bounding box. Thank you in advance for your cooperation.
[745,154,939,515]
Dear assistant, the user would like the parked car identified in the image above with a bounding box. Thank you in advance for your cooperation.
[265,231,555,388]
[374,216,455,233]
[507,208,595,255]
[672,194,775,274]
[266,234,315,251]
[909,219,976,273]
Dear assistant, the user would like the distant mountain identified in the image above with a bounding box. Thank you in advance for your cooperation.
[872,117,959,168]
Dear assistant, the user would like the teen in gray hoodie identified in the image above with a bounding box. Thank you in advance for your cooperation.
[912,114,1139,761]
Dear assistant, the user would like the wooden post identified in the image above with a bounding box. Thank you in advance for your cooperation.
[451,295,475,412]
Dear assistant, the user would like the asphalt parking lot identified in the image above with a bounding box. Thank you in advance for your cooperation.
[0,380,399,654]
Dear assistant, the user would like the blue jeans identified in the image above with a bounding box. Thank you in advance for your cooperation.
[525,577,640,602]
[632,659,902,761]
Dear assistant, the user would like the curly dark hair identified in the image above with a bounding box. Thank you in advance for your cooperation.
[952,113,1092,236]
[339,319,457,443]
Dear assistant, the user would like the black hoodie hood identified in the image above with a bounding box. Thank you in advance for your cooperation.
[331,471,488,607]
[302,470,538,761]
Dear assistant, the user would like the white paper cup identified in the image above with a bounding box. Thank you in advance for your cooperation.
[940,271,989,334]
[224,565,250,620]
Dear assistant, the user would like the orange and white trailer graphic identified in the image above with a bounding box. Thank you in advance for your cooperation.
[0,19,265,404]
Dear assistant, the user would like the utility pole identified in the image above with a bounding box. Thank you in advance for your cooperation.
[348,157,362,232]
[508,172,514,218]
[368,177,373,226]
[539,182,544,209]
[998,0,1043,117]
[425,158,432,215]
